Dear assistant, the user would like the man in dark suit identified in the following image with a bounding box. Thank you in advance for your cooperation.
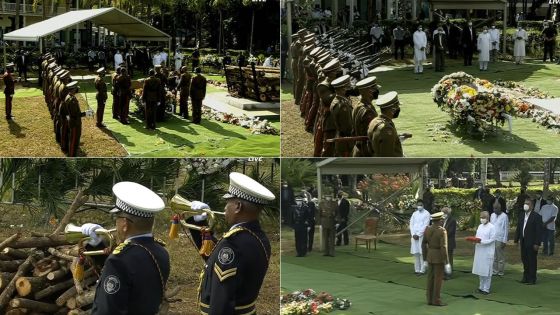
[442,206,456,280]
[491,189,508,215]
[433,26,447,72]
[533,190,544,213]
[141,69,162,130]
[460,21,476,66]
[190,67,207,124]
[336,191,350,246]
[515,198,543,285]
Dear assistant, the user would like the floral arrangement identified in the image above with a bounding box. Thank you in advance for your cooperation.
[201,107,279,135]
[431,72,516,137]
[184,158,238,175]
[281,289,351,315]
[200,54,223,68]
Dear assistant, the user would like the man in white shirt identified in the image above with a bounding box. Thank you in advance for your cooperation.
[477,26,491,71]
[370,23,383,53]
[413,26,427,74]
[152,51,162,67]
[263,55,274,67]
[540,194,558,256]
[160,49,168,67]
[410,199,431,274]
[490,202,508,276]
[472,211,496,294]
[514,25,528,64]
[489,25,500,62]
[114,50,123,70]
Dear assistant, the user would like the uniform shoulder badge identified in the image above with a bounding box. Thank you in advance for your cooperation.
[222,227,244,239]
[112,240,130,255]
[154,238,167,247]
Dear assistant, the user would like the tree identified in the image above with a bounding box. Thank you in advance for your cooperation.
[242,0,265,54]
[280,159,316,191]
[211,0,230,54]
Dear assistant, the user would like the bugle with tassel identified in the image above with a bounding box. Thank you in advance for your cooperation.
[64,223,117,256]
[169,194,227,258]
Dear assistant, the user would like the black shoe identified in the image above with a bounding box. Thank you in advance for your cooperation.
[96,123,106,128]
[525,281,536,285]
[518,279,528,284]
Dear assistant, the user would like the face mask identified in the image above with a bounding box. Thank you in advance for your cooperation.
[523,204,530,211]
[492,26,495,29]
[443,214,448,220]
[417,206,423,210]
[418,28,423,31]
[469,23,473,27]
[494,208,500,213]
[480,218,488,224]
[483,30,488,33]
[393,108,401,118]
[547,200,553,205]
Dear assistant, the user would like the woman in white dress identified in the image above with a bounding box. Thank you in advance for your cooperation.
[514,25,528,64]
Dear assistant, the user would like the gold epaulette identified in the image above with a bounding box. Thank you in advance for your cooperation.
[112,240,130,255]
[154,238,167,247]
[222,227,244,239]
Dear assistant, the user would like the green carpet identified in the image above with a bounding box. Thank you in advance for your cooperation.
[282,243,560,314]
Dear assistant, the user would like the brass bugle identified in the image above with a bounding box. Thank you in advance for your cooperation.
[170,194,226,234]
[64,223,117,256]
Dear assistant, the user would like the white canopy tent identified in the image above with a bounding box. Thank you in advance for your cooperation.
[3,7,171,66]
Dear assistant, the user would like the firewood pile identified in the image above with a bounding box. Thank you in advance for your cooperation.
[0,232,179,315]
[224,64,280,102]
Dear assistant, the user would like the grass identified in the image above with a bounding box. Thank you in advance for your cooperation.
[0,203,280,315]
[281,227,560,315]
[2,75,280,157]
[0,86,127,157]
[282,58,560,157]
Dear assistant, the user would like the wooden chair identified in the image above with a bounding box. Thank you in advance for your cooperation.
[354,217,379,252]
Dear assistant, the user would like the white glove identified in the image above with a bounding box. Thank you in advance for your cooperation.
[445,263,452,275]
[307,226,311,232]
[193,212,208,222]
[335,224,340,229]
[423,261,429,270]
[157,102,161,106]
[191,201,210,210]
[80,223,103,246]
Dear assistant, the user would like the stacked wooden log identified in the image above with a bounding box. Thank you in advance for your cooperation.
[224,65,280,102]
[0,233,181,315]
[0,233,99,315]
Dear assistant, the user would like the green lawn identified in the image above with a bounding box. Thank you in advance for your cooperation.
[282,59,560,157]
[282,235,560,315]
[51,79,279,157]
[3,77,279,157]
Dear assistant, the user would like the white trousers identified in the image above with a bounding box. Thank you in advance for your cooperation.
[414,60,423,73]
[479,61,488,70]
[515,56,524,64]
[479,275,492,293]
[413,254,424,273]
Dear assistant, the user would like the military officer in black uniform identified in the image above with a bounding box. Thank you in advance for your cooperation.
[293,194,311,257]
[94,67,108,128]
[197,172,275,315]
[80,181,170,315]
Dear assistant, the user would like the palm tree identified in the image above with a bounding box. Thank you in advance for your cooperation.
[242,0,265,55]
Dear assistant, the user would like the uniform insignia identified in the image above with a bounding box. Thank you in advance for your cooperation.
[218,247,235,265]
[112,240,130,255]
[222,227,243,239]
[154,238,167,247]
[103,275,121,294]
[213,264,237,282]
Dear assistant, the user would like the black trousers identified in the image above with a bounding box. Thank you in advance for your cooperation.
[294,224,308,257]
[336,221,348,246]
[145,102,157,129]
[307,221,315,251]
[521,240,538,283]
[463,46,473,65]
[394,40,405,59]
[543,41,555,62]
